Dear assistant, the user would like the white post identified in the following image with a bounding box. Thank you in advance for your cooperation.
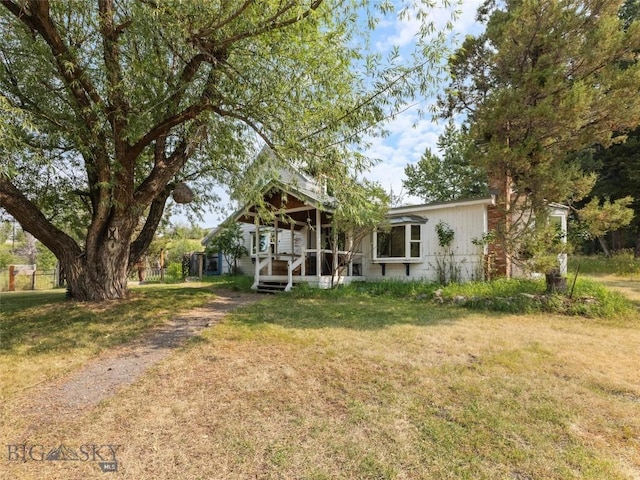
[290,223,295,262]
[332,228,339,287]
[301,227,307,277]
[316,208,322,278]
[252,217,260,290]
[286,259,293,292]
[347,230,354,277]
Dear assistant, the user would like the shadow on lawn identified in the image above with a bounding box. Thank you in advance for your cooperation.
[594,276,640,308]
[0,286,214,354]
[231,294,474,331]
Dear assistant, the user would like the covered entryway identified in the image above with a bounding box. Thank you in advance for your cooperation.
[233,184,362,292]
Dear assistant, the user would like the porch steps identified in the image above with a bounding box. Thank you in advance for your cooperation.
[256,281,290,294]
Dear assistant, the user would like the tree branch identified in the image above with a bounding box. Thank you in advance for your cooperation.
[3,0,113,223]
[99,0,131,156]
[197,0,253,35]
[129,185,172,267]
[0,175,82,260]
[12,0,104,110]
[215,0,323,50]
[127,103,209,162]
[133,123,207,206]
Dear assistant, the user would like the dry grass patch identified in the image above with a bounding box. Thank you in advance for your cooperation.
[0,283,216,402]
[3,295,639,479]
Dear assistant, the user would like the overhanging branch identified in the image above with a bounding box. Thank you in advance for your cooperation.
[0,176,82,259]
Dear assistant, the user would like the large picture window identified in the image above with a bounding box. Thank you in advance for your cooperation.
[377,226,405,257]
[375,223,421,259]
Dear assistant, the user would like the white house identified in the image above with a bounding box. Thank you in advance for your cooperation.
[202,167,569,291]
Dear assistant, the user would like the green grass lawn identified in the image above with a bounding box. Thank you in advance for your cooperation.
[1,278,639,479]
[570,252,640,278]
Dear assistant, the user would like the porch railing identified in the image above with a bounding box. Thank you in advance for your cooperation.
[285,256,305,292]
[251,248,364,290]
[251,255,273,290]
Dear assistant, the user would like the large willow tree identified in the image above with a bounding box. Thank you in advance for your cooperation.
[0,0,453,300]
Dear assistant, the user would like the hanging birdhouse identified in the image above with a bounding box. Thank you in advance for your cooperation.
[173,182,194,204]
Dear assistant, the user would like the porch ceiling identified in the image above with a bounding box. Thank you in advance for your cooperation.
[236,188,333,229]
[237,209,333,229]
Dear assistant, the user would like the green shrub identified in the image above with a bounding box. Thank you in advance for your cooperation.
[439,277,635,319]
[165,263,183,281]
[290,280,439,300]
[285,277,634,320]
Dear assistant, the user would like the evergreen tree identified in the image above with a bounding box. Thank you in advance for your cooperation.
[444,0,640,276]
[403,121,488,203]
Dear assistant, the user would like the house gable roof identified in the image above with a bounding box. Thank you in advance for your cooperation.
[202,168,336,245]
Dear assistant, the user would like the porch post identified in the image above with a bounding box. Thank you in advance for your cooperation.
[316,208,322,278]
[347,229,354,277]
[332,228,338,286]
[252,217,260,290]
[269,218,277,276]
[301,226,307,276]
[290,223,295,262]
[274,219,279,256]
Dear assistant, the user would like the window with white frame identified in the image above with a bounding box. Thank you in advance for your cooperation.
[374,221,423,260]
[251,230,272,255]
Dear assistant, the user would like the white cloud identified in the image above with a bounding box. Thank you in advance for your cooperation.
[361,104,449,204]
[374,0,484,53]
[361,0,485,203]
[374,15,422,51]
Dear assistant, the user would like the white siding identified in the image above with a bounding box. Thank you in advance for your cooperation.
[208,198,492,283]
[233,223,256,275]
[363,203,489,282]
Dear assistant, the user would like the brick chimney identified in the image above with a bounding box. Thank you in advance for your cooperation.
[487,172,512,278]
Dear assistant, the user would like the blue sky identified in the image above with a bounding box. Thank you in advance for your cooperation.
[363,0,484,205]
[179,0,486,229]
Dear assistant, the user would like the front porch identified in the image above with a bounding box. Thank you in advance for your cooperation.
[236,186,363,292]
[251,251,362,292]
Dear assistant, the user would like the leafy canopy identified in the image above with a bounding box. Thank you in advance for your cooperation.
[0,0,459,300]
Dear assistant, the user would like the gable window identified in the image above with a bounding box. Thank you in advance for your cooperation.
[374,217,425,260]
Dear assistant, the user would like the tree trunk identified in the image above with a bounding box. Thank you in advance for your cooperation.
[597,236,611,257]
[61,240,131,301]
[545,269,567,294]
[635,225,640,259]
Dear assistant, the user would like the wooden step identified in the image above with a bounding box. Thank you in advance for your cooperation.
[256,282,290,294]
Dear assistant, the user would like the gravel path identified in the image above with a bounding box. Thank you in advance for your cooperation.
[17,289,261,435]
